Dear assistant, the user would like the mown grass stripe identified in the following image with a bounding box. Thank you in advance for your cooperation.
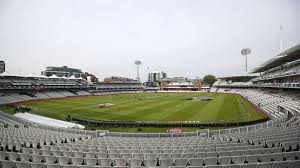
[13,92,264,123]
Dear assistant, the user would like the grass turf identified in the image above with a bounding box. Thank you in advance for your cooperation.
[12,92,263,123]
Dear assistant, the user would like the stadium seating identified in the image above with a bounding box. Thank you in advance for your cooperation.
[215,88,300,126]
[0,121,299,168]
[0,74,300,168]
[252,59,300,89]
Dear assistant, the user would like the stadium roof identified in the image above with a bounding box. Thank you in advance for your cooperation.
[69,75,77,79]
[26,73,47,78]
[276,43,300,56]
[48,74,59,78]
[0,71,23,77]
[251,43,300,73]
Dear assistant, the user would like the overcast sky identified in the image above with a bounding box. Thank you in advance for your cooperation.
[0,0,299,81]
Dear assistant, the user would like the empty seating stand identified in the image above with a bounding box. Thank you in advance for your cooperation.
[0,123,299,168]
[0,88,299,168]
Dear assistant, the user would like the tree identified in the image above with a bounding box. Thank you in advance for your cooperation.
[203,75,217,87]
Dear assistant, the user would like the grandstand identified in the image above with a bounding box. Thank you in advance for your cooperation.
[160,77,202,91]
[213,76,257,89]
[212,43,300,125]
[251,44,300,89]
[0,44,299,167]
[93,82,143,93]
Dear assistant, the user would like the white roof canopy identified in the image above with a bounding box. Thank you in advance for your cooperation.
[48,74,59,78]
[0,71,23,77]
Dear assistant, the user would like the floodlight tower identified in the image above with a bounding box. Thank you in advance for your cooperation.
[241,48,251,73]
[134,60,142,83]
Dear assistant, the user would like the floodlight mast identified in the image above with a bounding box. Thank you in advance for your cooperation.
[241,48,251,73]
[245,54,247,72]
[134,60,142,83]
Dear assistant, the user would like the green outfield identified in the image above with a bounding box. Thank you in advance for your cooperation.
[13,92,264,123]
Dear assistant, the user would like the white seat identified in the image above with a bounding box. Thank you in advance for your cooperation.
[218,156,231,165]
[84,158,97,166]
[271,153,284,161]
[15,161,30,168]
[285,151,298,161]
[239,163,256,168]
[44,156,56,164]
[0,160,14,168]
[218,151,230,157]
[85,153,96,159]
[195,152,206,158]
[160,158,173,168]
[207,152,218,157]
[230,150,241,156]
[204,157,217,166]
[74,152,84,158]
[171,153,181,159]
[109,153,120,159]
[145,153,156,159]
[63,152,72,158]
[232,155,245,164]
[129,158,143,167]
[181,153,193,158]
[42,150,52,156]
[289,160,300,168]
[0,151,8,160]
[189,158,204,166]
[240,150,252,155]
[30,162,45,168]
[8,152,20,161]
[121,153,131,159]
[252,149,264,155]
[260,154,272,162]
[57,156,70,165]
[159,153,170,159]
[114,158,127,166]
[272,161,289,168]
[71,157,83,165]
[246,155,259,163]
[97,153,107,158]
[32,149,41,155]
[184,149,194,153]
[196,149,205,153]
[20,153,32,162]
[45,164,61,168]
[52,151,63,157]
[98,158,112,166]
[109,149,118,153]
[144,159,157,167]
[174,158,188,166]
[256,162,272,168]
[132,153,143,160]
[32,155,44,163]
